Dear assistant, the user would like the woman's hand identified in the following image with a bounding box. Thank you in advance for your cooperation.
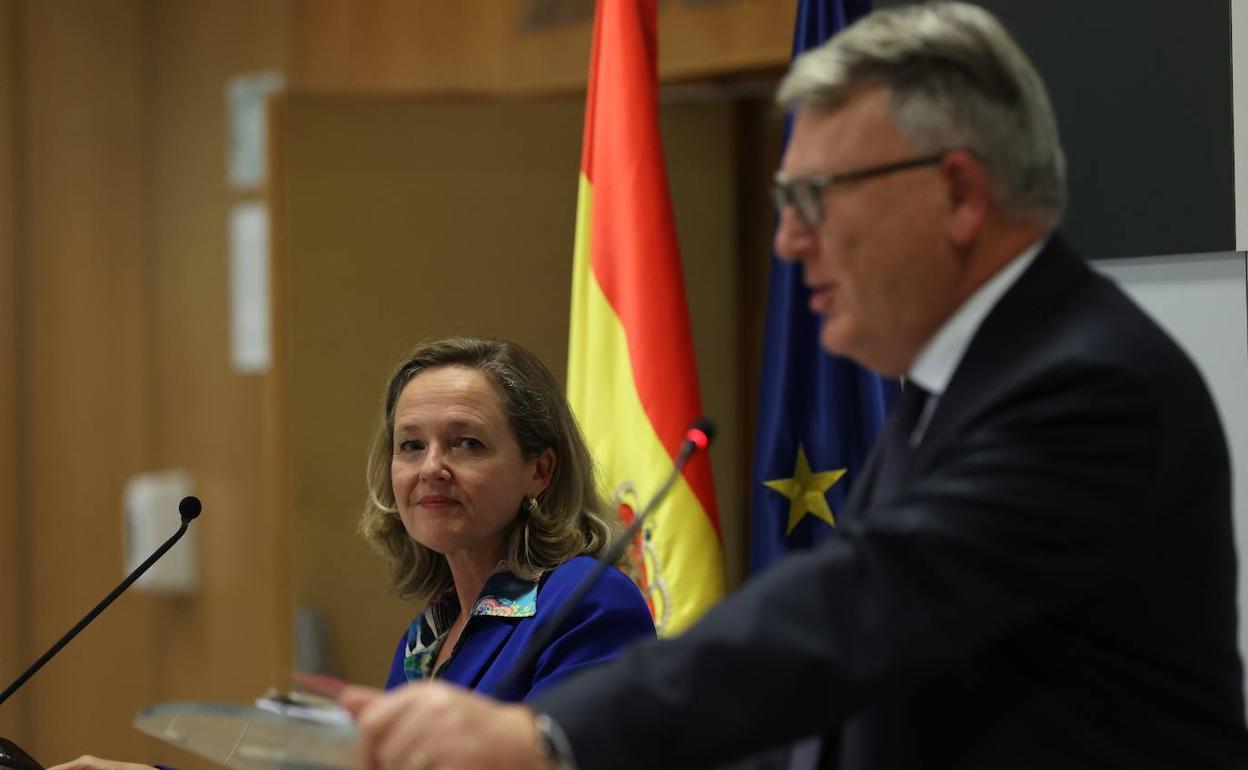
[48,757,156,770]
[340,682,553,770]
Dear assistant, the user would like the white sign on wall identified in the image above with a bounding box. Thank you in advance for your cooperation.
[229,201,271,374]
[227,71,285,191]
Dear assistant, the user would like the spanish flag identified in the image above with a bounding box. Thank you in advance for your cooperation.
[566,0,725,636]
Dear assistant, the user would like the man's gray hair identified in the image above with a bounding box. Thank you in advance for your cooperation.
[778,2,1066,222]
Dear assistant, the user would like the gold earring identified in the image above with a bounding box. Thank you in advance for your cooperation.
[520,519,535,563]
[527,497,541,516]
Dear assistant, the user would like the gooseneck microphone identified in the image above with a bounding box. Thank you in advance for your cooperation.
[488,421,715,698]
[0,495,203,711]
[0,496,203,769]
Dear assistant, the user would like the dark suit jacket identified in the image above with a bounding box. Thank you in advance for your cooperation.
[533,236,1248,768]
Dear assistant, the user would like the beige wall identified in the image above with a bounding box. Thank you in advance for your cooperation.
[145,0,291,713]
[1,1,291,764]
[0,0,22,742]
[17,0,158,759]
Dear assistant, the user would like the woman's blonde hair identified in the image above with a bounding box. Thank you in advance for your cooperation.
[362,336,617,606]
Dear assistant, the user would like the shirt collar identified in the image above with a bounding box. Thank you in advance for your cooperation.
[468,570,540,619]
[405,567,540,657]
[907,236,1047,395]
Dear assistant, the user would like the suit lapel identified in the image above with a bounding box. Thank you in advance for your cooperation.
[450,619,519,690]
[914,235,1090,460]
[843,235,1090,515]
[844,428,888,514]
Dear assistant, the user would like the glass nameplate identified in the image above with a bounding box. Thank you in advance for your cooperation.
[135,701,358,770]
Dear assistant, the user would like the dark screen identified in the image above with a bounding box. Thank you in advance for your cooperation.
[874,0,1233,258]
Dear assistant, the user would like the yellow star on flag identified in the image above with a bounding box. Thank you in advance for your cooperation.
[763,444,847,534]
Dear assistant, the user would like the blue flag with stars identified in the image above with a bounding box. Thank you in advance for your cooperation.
[750,0,897,574]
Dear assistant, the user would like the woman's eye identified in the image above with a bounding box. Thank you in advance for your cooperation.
[396,439,424,453]
[457,437,484,450]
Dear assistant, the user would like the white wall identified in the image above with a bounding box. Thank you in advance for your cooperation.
[1095,252,1248,705]
[1234,0,1248,251]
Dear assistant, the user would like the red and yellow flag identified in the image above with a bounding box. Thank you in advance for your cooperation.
[567,0,725,636]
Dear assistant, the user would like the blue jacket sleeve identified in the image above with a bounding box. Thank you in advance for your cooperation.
[525,557,656,701]
[384,631,407,690]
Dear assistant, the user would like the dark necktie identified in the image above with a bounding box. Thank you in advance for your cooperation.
[871,381,930,502]
[810,381,932,769]
[895,381,931,447]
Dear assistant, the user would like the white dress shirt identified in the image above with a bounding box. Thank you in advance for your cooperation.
[905,236,1048,443]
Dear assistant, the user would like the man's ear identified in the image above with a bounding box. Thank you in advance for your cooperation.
[942,149,990,250]
[529,448,556,498]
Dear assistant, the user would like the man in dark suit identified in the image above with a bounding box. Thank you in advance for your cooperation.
[343,3,1248,768]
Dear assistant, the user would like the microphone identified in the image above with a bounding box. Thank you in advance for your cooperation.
[0,496,204,769]
[488,421,715,698]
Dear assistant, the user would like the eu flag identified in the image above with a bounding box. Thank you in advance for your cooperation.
[749,0,896,575]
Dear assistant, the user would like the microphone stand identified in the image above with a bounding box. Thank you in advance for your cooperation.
[0,496,203,770]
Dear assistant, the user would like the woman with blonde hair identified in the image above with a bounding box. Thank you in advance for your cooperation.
[361,336,653,700]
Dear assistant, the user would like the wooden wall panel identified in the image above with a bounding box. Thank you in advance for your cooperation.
[146,0,291,693]
[291,0,795,94]
[144,5,290,767]
[2,1,291,764]
[0,0,22,740]
[18,0,156,760]
[271,93,741,685]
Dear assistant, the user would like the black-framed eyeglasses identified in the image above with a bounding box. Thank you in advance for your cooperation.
[772,152,949,228]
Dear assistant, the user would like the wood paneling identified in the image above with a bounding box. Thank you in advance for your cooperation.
[18,0,156,760]
[0,0,22,740]
[270,93,741,684]
[1,1,291,764]
[144,4,290,766]
[291,0,795,95]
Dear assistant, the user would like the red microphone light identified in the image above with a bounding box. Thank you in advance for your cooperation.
[686,427,710,451]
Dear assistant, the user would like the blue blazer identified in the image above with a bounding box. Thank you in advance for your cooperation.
[384,555,655,702]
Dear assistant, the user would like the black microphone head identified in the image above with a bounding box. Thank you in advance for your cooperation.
[178,495,202,522]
